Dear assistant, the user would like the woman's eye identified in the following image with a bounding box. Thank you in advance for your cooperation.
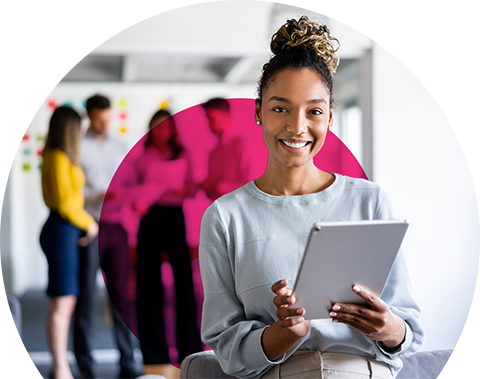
[310,109,323,115]
[273,107,287,113]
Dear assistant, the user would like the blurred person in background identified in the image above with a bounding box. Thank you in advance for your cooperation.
[40,106,98,379]
[74,94,140,379]
[200,98,250,200]
[133,109,203,377]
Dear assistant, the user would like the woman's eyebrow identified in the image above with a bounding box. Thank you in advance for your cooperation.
[267,96,291,103]
[267,96,327,105]
[308,98,327,104]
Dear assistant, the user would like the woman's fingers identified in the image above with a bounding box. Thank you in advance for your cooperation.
[272,279,294,308]
[277,306,304,320]
[329,285,405,344]
[272,279,301,323]
[270,279,310,336]
[351,285,387,312]
[279,315,305,328]
[271,279,292,296]
[273,293,296,307]
[329,306,381,332]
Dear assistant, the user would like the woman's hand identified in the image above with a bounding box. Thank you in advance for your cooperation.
[261,279,310,361]
[329,285,406,351]
[78,222,99,247]
[272,279,310,337]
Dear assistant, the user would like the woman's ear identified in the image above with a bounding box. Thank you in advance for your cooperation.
[255,99,262,126]
[328,105,334,130]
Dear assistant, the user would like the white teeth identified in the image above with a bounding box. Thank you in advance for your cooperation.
[282,140,308,148]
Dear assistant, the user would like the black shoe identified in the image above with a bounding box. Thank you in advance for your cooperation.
[118,365,142,379]
[78,364,98,379]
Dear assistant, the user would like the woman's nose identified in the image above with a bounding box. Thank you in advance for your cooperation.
[285,112,308,135]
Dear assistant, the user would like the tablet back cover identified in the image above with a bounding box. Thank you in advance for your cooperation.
[292,220,408,319]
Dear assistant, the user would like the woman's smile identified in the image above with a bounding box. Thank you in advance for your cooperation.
[256,67,333,170]
[279,138,312,152]
[280,139,311,148]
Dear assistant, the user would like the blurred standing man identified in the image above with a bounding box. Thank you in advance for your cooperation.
[74,94,141,379]
[200,98,250,200]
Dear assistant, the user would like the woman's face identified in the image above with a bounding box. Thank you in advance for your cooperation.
[150,116,174,151]
[255,68,333,170]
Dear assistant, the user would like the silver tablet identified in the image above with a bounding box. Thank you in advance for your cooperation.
[292,220,409,319]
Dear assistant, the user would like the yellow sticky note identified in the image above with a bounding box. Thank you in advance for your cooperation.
[118,98,127,108]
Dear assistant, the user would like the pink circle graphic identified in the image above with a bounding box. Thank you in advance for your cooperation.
[100,98,367,364]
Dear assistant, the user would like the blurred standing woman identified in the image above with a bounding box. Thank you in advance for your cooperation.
[40,106,98,379]
[134,110,202,372]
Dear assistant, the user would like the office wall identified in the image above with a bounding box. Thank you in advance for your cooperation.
[0,82,55,294]
[2,26,478,355]
[0,180,13,293]
[372,44,479,351]
[6,82,256,295]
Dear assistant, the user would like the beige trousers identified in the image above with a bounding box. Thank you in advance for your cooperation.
[260,351,393,379]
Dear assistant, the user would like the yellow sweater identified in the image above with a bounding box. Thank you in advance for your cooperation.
[41,149,95,231]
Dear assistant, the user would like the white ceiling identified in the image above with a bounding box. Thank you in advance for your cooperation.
[63,2,372,83]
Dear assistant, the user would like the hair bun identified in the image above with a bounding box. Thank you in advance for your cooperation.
[270,16,340,74]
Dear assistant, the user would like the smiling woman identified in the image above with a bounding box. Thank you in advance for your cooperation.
[255,68,333,193]
[253,16,339,196]
[198,16,425,379]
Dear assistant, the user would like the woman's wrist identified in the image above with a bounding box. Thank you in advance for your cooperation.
[380,317,406,352]
[261,321,302,361]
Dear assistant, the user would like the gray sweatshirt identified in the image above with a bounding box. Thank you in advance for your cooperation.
[199,173,424,378]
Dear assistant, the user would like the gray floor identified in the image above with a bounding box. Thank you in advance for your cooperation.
[18,288,143,379]
[13,259,205,378]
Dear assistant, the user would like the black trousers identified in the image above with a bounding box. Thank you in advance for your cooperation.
[73,222,136,370]
[136,205,203,364]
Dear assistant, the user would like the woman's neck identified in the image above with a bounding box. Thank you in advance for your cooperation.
[255,161,334,196]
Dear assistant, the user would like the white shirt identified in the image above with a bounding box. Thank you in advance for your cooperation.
[81,130,128,221]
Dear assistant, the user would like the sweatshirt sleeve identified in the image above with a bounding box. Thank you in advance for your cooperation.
[375,249,425,359]
[372,187,425,359]
[199,203,293,379]
[42,151,95,231]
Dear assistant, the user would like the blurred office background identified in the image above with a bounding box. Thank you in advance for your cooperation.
[1,1,478,377]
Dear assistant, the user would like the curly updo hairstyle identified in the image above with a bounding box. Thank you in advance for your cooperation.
[257,16,340,105]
